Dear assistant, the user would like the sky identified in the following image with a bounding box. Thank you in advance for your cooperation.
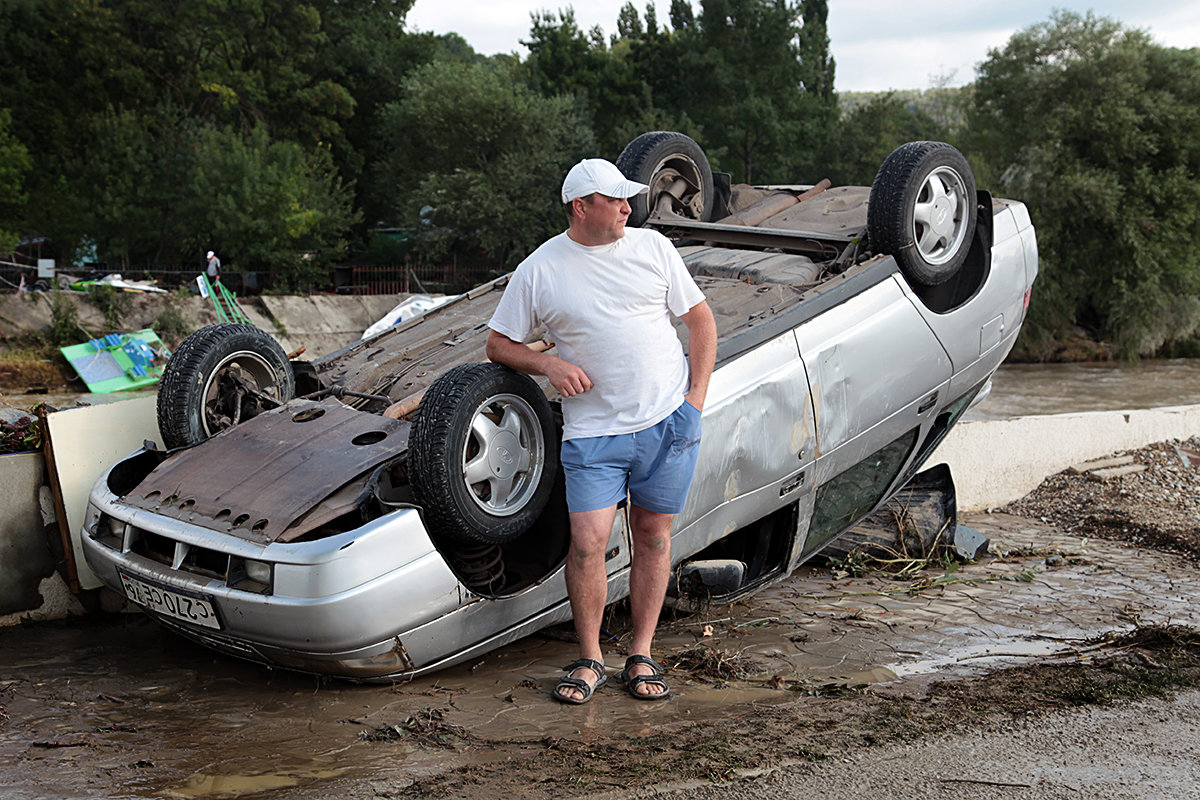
[404,1,1200,92]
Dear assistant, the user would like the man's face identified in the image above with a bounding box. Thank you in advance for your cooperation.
[571,193,631,245]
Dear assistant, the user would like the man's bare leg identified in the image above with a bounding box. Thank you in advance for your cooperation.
[558,504,619,702]
[626,504,673,696]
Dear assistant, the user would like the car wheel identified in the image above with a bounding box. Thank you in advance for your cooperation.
[616,131,715,227]
[868,141,978,287]
[157,323,295,449]
[409,363,558,547]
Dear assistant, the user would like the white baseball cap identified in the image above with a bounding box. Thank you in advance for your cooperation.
[206,251,215,259]
[561,159,649,203]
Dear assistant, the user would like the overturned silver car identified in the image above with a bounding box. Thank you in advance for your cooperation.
[81,134,1038,680]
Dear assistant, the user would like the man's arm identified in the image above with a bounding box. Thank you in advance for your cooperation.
[679,300,716,410]
[486,329,593,398]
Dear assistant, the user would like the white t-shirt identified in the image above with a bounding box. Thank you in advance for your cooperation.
[489,227,705,441]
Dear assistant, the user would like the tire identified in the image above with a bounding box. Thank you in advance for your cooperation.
[868,141,978,287]
[157,323,294,449]
[616,131,715,227]
[409,363,558,547]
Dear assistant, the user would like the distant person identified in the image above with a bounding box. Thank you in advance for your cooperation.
[206,250,221,286]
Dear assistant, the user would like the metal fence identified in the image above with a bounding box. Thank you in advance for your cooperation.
[337,259,500,296]
[0,257,501,297]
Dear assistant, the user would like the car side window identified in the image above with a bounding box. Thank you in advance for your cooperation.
[800,428,919,559]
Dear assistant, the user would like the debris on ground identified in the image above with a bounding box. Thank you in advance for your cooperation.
[0,410,43,455]
[666,645,762,684]
[1005,436,1200,560]
[359,707,479,749]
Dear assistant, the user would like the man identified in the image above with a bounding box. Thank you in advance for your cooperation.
[205,250,221,285]
[486,158,717,703]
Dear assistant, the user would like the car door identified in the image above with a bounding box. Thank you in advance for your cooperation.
[792,274,953,559]
[672,331,816,562]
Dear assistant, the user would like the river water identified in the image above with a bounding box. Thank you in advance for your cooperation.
[962,358,1200,421]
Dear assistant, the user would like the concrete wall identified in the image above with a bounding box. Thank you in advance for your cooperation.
[0,452,86,625]
[256,294,401,359]
[931,404,1200,512]
[0,452,53,612]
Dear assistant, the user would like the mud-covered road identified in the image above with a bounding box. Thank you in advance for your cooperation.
[2,440,1200,799]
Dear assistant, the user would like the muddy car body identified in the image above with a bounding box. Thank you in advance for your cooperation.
[81,135,1038,681]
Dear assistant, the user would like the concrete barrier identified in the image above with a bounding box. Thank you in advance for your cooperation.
[930,404,1200,512]
[0,452,87,626]
[258,294,402,359]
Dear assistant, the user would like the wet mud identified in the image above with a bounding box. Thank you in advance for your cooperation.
[3,511,1199,799]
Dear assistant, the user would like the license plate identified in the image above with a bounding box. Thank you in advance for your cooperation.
[119,572,222,630]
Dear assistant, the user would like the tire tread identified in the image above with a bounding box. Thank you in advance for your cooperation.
[157,323,293,449]
[410,363,557,547]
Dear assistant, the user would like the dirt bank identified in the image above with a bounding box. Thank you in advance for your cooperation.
[0,290,401,394]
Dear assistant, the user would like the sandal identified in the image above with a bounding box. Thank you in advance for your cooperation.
[553,658,607,705]
[620,654,671,701]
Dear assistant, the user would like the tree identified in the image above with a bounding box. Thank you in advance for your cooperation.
[186,126,360,289]
[307,0,441,231]
[0,0,391,277]
[814,94,948,186]
[521,10,649,156]
[0,0,144,262]
[79,109,359,284]
[0,109,31,254]
[373,58,595,268]
[969,11,1200,359]
[618,0,836,183]
[689,0,807,182]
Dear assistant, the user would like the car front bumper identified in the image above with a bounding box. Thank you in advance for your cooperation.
[81,455,467,680]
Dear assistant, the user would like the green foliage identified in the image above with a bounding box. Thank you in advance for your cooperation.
[86,284,131,330]
[610,0,837,183]
[0,0,374,280]
[188,126,360,288]
[373,59,595,268]
[808,93,950,186]
[838,86,969,137]
[152,288,194,346]
[46,291,81,347]
[521,10,651,157]
[968,11,1200,359]
[0,108,31,254]
[2,0,1197,368]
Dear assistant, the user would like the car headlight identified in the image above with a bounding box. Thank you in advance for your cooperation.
[83,503,102,537]
[228,557,273,594]
[244,559,272,584]
[86,506,128,550]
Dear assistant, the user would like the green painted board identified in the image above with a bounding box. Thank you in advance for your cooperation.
[60,329,172,393]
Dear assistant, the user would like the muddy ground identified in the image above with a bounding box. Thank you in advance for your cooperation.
[1,437,1199,799]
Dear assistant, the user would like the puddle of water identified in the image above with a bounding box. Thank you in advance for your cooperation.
[0,389,156,412]
[165,768,346,799]
[884,636,1097,678]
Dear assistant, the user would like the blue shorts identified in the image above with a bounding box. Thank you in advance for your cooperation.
[560,401,702,515]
